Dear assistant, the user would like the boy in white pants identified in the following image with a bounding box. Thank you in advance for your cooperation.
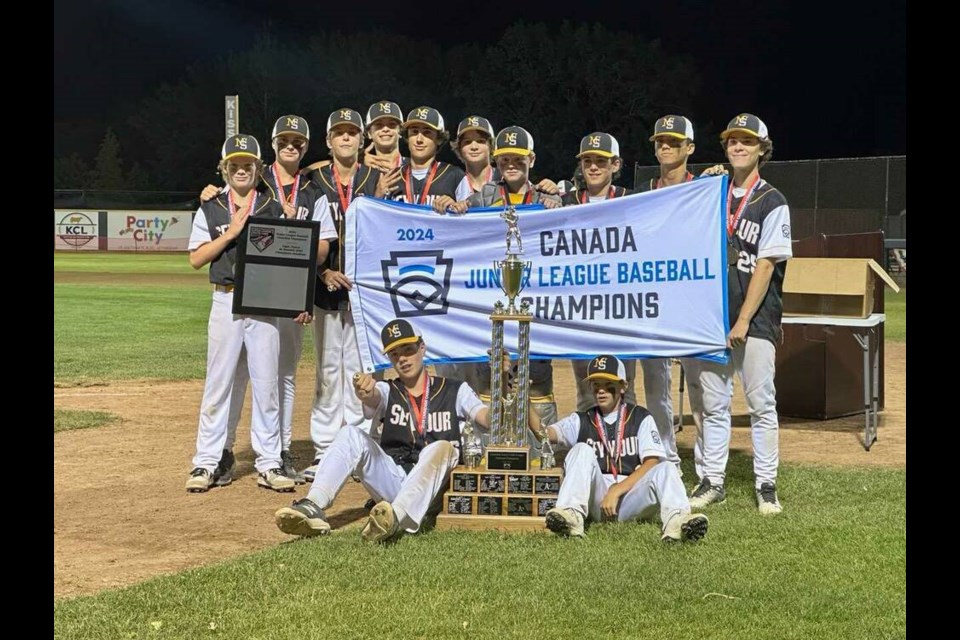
[274,319,495,543]
[539,355,708,542]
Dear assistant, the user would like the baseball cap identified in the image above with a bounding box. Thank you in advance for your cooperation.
[366,100,403,127]
[403,106,446,132]
[720,113,769,140]
[584,355,627,383]
[381,319,423,354]
[649,115,695,141]
[493,126,535,157]
[221,134,262,161]
[272,115,310,141]
[326,108,364,134]
[577,132,621,158]
[456,115,495,141]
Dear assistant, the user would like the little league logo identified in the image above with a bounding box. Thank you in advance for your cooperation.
[249,225,275,252]
[381,250,453,318]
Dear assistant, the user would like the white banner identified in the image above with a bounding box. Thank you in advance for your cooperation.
[347,176,730,371]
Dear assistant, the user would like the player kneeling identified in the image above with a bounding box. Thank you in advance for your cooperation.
[275,319,494,543]
[538,355,708,542]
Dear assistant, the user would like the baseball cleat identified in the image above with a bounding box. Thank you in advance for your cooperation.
[185,467,215,493]
[214,449,235,487]
[361,501,400,543]
[275,498,331,537]
[662,512,709,543]
[689,477,726,509]
[257,468,296,492]
[545,507,585,538]
[302,459,320,483]
[280,450,305,485]
[756,482,783,516]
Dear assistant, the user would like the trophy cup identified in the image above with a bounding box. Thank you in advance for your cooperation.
[435,206,563,531]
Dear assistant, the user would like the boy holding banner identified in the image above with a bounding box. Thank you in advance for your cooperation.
[685,114,792,515]
[536,355,708,542]
[274,319,496,543]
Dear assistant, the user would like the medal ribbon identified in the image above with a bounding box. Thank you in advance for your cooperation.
[271,163,300,214]
[332,163,355,216]
[726,174,762,238]
[579,185,616,203]
[406,375,431,438]
[592,402,627,480]
[655,171,694,190]
[404,160,439,205]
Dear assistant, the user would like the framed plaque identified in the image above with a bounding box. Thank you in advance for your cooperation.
[233,217,319,317]
[507,496,534,516]
[479,473,506,493]
[452,472,479,493]
[477,495,503,515]
[507,474,534,494]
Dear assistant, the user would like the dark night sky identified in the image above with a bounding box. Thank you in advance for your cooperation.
[54,0,905,161]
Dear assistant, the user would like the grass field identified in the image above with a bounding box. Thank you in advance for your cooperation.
[53,456,906,640]
[53,252,907,638]
[54,409,120,433]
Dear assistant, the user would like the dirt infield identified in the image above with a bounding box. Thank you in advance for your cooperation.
[53,346,906,600]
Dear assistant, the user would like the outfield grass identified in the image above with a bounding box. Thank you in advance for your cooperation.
[53,456,906,640]
[54,409,120,433]
[884,288,906,342]
[54,252,205,276]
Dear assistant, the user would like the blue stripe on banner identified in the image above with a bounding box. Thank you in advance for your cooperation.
[398,264,436,275]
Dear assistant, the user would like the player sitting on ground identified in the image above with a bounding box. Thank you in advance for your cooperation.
[274,319,498,543]
[536,355,708,542]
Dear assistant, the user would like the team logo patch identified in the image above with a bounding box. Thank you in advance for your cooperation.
[249,225,275,252]
[381,250,453,318]
[651,430,661,445]
[56,212,97,247]
[781,224,791,238]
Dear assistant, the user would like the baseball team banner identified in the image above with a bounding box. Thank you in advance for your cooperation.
[346,176,730,372]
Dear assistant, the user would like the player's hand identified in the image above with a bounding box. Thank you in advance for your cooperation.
[366,153,395,174]
[701,164,728,177]
[353,372,376,399]
[600,485,623,520]
[200,184,221,203]
[432,195,456,214]
[727,319,750,349]
[535,178,559,195]
[282,201,297,218]
[226,206,250,239]
[541,197,562,210]
[375,166,403,198]
[294,311,312,326]
[322,270,353,292]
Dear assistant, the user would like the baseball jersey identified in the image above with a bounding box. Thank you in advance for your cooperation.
[261,164,325,222]
[390,160,464,207]
[550,403,663,476]
[309,163,382,310]
[365,377,485,471]
[189,193,283,285]
[455,166,501,202]
[634,172,695,193]
[560,185,631,206]
[728,179,792,344]
[467,180,561,208]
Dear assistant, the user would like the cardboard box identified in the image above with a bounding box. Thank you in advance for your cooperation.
[782,258,900,318]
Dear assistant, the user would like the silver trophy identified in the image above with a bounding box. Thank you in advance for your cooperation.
[462,419,483,468]
[488,206,534,470]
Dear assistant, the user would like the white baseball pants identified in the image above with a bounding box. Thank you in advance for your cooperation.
[224,317,304,452]
[305,425,459,533]
[555,443,691,528]
[192,290,281,474]
[310,307,371,461]
[684,337,780,488]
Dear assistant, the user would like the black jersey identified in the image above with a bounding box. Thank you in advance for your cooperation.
[573,404,655,476]
[309,164,382,310]
[260,165,322,221]
[379,376,466,471]
[390,160,464,207]
[634,172,695,193]
[560,185,631,206]
[197,194,282,286]
[727,180,792,344]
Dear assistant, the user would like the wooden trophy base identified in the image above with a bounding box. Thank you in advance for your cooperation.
[434,461,563,533]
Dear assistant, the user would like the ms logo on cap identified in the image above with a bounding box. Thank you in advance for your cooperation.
[588,135,602,148]
[381,250,453,318]
[735,114,750,127]
[416,108,430,120]
[504,132,518,146]
[595,356,608,369]
[467,117,480,127]
[387,323,403,338]
[340,110,354,121]
[234,136,249,150]
[286,117,302,130]
[661,117,676,130]
[378,102,394,114]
